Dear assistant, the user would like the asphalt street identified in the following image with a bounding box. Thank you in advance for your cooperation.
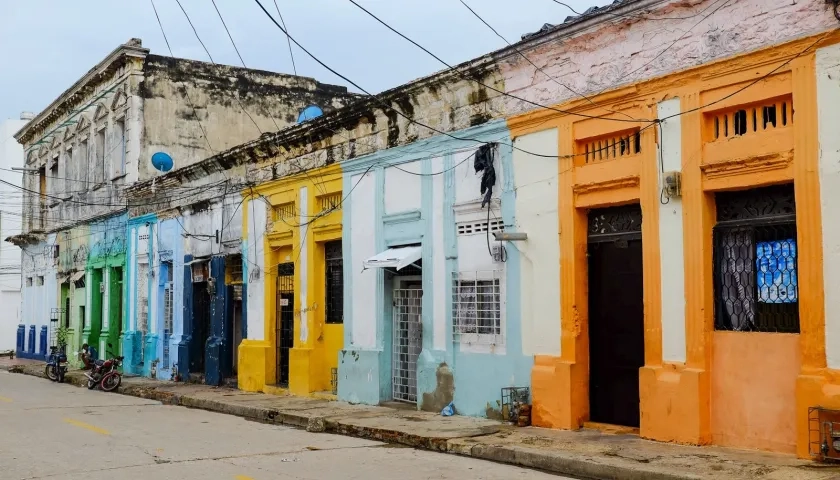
[0,371,570,480]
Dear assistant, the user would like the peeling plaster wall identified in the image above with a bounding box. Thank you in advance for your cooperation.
[500,0,839,116]
[138,55,357,181]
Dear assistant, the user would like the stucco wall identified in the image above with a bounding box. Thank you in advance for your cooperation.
[657,98,687,363]
[500,0,838,117]
[138,55,356,181]
[817,42,840,369]
[511,128,560,357]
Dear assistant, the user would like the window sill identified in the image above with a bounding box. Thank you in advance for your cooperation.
[454,332,504,347]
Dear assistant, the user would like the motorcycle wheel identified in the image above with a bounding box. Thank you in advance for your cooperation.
[87,376,98,390]
[45,364,57,382]
[101,373,121,392]
[57,367,65,383]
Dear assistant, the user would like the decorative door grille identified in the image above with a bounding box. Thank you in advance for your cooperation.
[276,262,294,386]
[587,204,643,243]
[324,241,343,324]
[392,287,422,403]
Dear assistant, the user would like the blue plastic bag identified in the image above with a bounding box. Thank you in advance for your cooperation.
[441,401,455,416]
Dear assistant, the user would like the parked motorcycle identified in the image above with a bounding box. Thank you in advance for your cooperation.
[44,346,68,383]
[84,343,123,392]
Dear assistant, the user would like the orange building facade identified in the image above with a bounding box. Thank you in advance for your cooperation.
[507,30,840,456]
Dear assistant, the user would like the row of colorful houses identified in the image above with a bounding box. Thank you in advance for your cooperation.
[10,0,840,460]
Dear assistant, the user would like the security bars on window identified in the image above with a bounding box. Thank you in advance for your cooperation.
[324,241,343,324]
[713,184,799,333]
[452,270,503,345]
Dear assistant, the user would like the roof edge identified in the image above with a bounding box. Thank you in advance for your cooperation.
[15,40,150,142]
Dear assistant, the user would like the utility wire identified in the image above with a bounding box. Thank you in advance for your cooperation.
[345,0,651,123]
[252,0,604,159]
[456,0,638,122]
[272,0,298,75]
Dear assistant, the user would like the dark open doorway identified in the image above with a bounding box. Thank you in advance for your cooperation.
[276,262,294,387]
[191,281,210,375]
[587,204,645,428]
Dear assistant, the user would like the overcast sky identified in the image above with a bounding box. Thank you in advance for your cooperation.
[0,0,609,121]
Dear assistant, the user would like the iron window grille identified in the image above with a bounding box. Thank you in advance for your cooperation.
[713,184,799,333]
[452,270,504,345]
[324,241,343,324]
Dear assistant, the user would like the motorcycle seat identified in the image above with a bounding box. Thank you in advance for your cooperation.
[94,359,105,367]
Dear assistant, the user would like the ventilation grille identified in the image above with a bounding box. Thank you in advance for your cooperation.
[275,202,295,220]
[579,130,641,164]
[318,192,342,213]
[457,219,504,236]
[708,97,792,142]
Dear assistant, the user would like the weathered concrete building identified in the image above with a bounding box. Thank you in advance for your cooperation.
[9,37,356,363]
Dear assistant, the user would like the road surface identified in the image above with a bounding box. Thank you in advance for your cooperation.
[0,370,571,479]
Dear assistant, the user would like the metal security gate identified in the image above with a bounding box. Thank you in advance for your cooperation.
[276,262,294,387]
[136,262,149,365]
[392,281,422,403]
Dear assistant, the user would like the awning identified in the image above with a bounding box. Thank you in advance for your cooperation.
[57,274,69,284]
[69,271,85,283]
[363,246,422,271]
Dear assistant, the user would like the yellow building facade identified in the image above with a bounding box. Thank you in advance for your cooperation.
[238,164,344,396]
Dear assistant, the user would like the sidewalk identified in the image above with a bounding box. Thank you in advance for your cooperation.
[3,361,840,480]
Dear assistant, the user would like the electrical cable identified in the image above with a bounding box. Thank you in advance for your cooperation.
[457,0,638,122]
[272,0,298,75]
[251,0,653,160]
[345,0,651,124]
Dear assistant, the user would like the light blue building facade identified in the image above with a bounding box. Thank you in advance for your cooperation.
[337,120,538,418]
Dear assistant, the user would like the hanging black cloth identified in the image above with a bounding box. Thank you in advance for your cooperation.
[474,144,496,208]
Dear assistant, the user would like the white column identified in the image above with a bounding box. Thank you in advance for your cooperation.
[658,98,687,363]
[817,44,840,369]
[246,198,266,341]
[299,186,308,343]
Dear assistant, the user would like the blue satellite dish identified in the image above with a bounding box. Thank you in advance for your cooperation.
[151,152,174,172]
[297,105,323,123]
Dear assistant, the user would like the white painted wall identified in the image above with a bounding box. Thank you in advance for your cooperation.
[513,129,561,357]
[298,186,309,343]
[384,160,422,213]
[246,198,266,341]
[658,98,687,364]
[0,117,29,351]
[817,43,840,369]
[350,171,377,348]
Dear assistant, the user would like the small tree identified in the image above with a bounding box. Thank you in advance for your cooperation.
[56,326,69,353]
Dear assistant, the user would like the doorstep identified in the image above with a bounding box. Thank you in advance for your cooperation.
[3,361,840,480]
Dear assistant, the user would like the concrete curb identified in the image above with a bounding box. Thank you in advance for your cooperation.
[0,365,707,480]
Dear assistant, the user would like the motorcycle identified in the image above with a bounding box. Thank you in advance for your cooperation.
[83,343,123,392]
[44,346,68,383]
